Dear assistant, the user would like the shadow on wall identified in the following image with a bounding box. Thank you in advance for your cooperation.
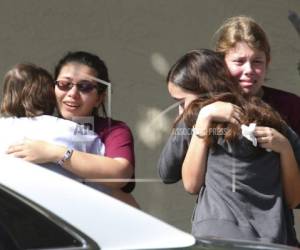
[288,10,300,76]
[136,52,174,149]
[288,10,300,36]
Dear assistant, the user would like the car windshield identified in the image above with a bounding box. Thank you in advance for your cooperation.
[0,184,98,250]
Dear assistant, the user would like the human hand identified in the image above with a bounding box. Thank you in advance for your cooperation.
[254,127,290,154]
[6,138,62,164]
[197,101,243,124]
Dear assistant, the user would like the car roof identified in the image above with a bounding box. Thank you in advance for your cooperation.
[0,155,195,249]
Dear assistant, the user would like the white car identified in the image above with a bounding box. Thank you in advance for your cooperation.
[0,155,297,250]
[0,155,195,250]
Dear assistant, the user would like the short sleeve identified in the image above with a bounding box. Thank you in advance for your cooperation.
[103,123,135,166]
[98,119,135,193]
[157,122,191,183]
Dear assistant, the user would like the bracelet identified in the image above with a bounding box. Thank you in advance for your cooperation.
[192,125,206,139]
[57,148,74,167]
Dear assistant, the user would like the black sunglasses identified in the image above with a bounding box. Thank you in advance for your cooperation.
[55,80,98,94]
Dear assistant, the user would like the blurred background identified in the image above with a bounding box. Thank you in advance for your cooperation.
[0,0,299,238]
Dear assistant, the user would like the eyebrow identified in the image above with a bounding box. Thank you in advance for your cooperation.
[58,77,73,81]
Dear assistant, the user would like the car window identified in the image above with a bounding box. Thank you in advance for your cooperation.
[0,184,99,250]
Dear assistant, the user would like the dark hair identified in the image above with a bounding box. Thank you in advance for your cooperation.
[55,51,110,116]
[184,93,285,144]
[0,63,56,117]
[168,49,285,143]
[167,49,241,97]
[168,49,242,126]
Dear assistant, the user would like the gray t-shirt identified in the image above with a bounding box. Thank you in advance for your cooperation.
[157,121,300,244]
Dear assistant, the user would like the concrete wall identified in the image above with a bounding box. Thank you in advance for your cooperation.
[0,0,299,238]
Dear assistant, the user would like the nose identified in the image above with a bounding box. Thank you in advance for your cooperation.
[243,61,254,75]
[67,85,80,97]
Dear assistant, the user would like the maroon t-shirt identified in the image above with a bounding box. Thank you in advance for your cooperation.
[262,86,300,136]
[94,117,135,192]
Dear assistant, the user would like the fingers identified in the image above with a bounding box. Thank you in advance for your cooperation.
[6,144,24,154]
[9,151,27,159]
[229,116,240,125]
[254,127,270,143]
[254,131,267,138]
[202,102,244,124]
[6,146,27,159]
[254,126,272,136]
[230,105,243,124]
[6,143,30,158]
[233,105,243,116]
[254,127,280,152]
[256,136,269,144]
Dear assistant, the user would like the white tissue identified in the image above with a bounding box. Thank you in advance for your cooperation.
[241,123,257,147]
[241,123,272,152]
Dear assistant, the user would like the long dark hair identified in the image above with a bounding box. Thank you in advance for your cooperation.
[184,93,285,143]
[167,49,285,143]
[55,51,110,117]
[167,49,241,96]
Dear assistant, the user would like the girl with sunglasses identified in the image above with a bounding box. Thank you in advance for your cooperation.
[158,49,300,244]
[0,63,108,192]
[7,51,138,207]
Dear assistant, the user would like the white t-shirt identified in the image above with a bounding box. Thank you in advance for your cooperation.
[0,115,104,154]
[0,115,108,193]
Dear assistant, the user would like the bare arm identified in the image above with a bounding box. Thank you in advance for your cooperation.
[6,140,133,189]
[255,127,300,208]
[61,145,133,188]
[279,144,300,208]
[182,101,243,194]
[181,114,210,194]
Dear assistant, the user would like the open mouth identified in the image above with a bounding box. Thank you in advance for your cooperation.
[64,102,80,109]
[240,79,257,87]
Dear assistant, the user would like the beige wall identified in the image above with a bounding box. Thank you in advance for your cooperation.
[0,0,299,237]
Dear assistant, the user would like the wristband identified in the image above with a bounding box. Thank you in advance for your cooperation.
[193,125,206,139]
[57,148,74,167]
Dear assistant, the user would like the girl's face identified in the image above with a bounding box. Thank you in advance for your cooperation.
[224,41,268,96]
[168,81,199,115]
[55,63,104,120]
